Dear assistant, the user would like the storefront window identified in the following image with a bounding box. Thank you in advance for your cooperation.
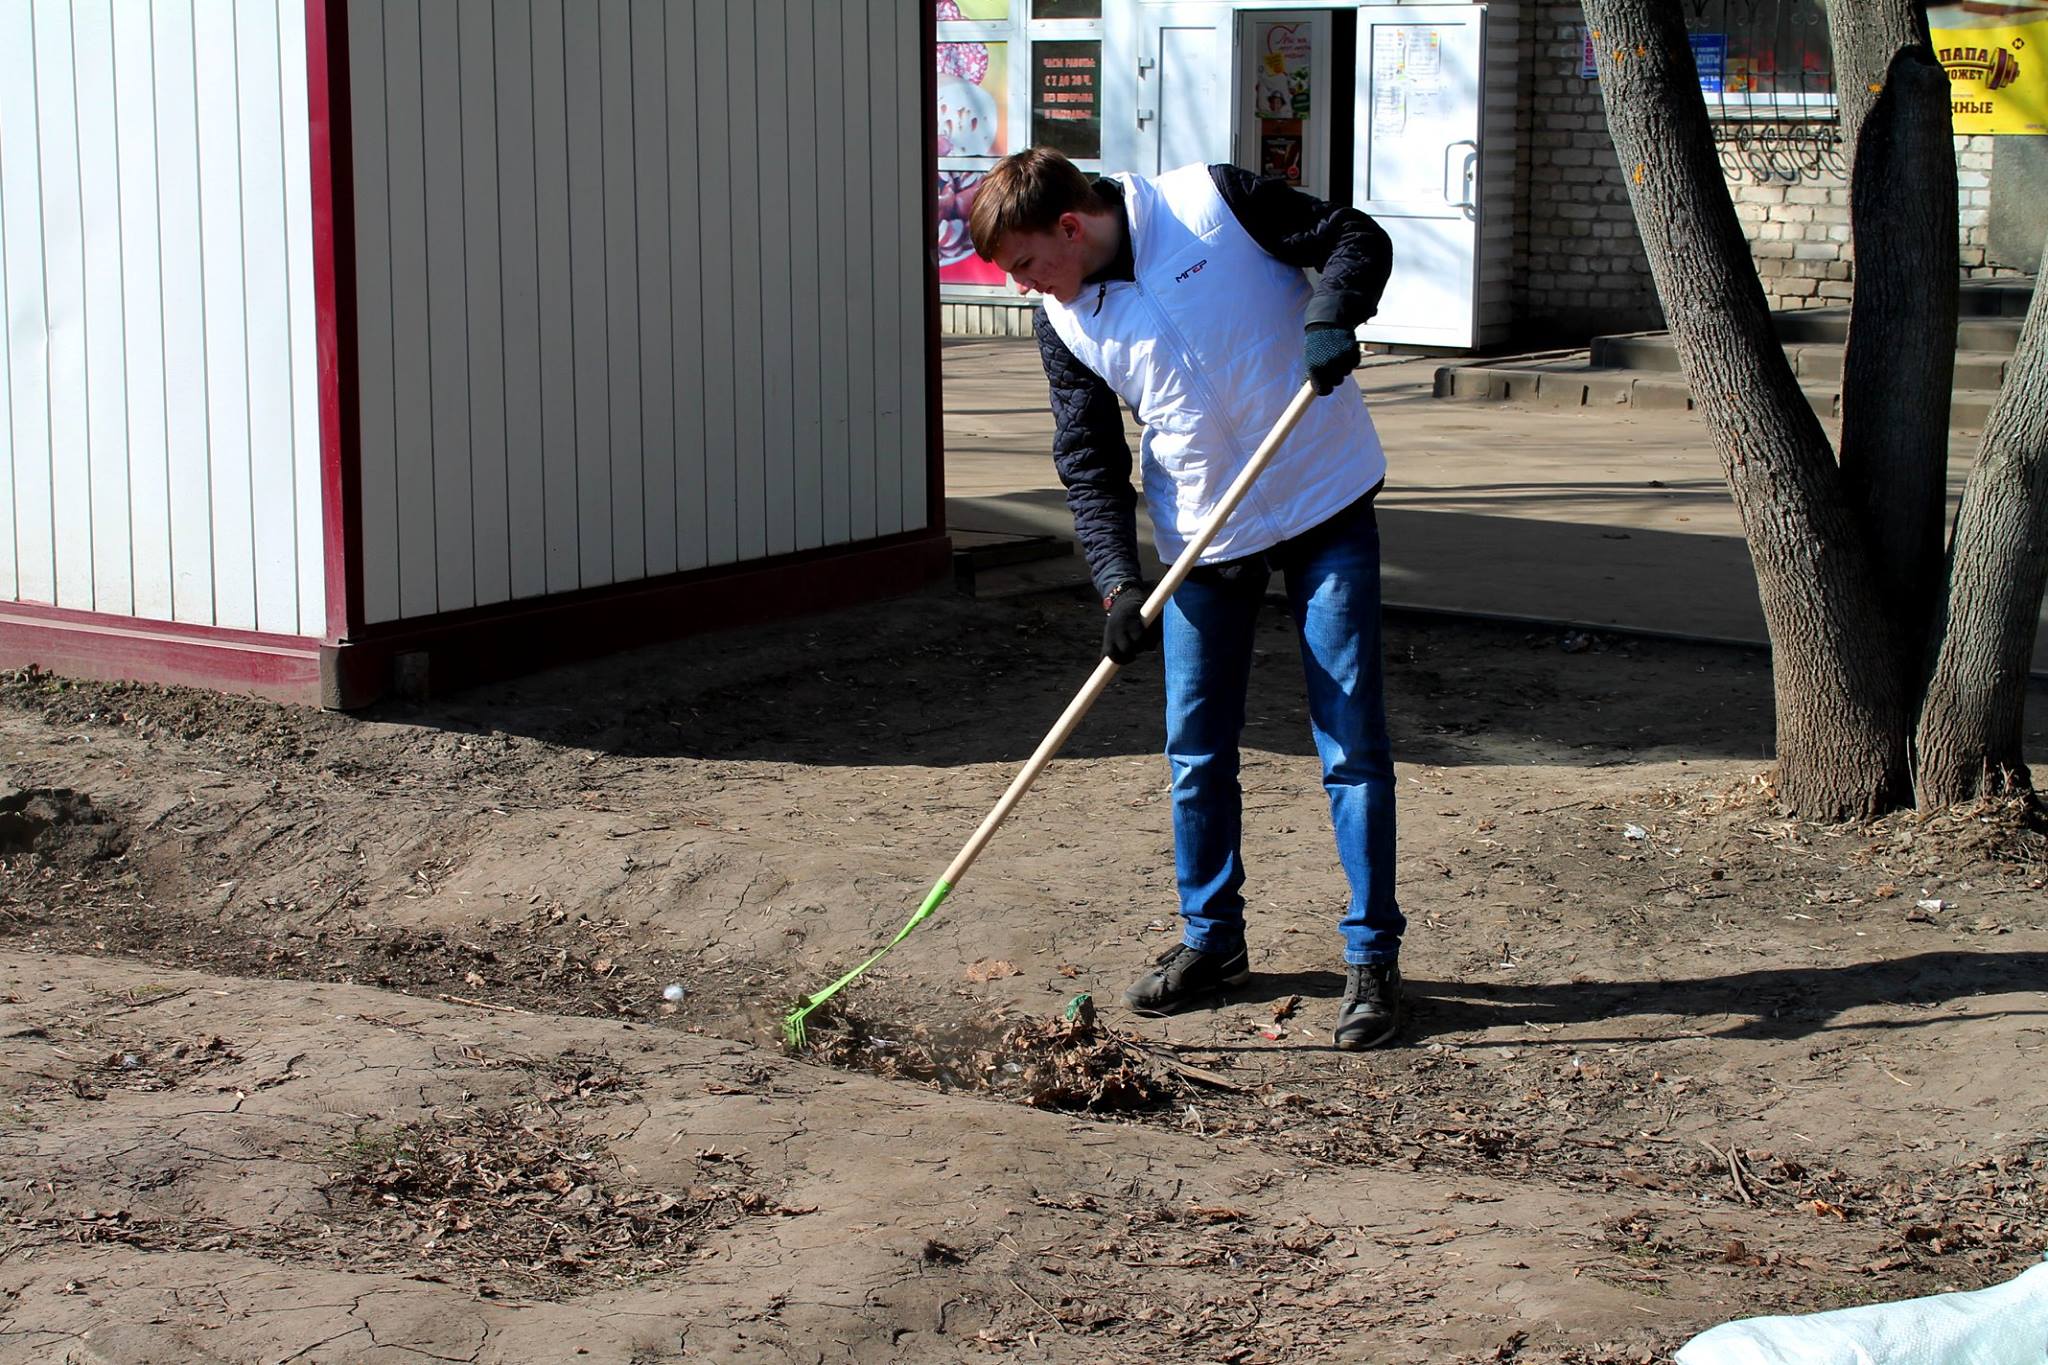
[1683,0,1834,115]
[936,0,1104,294]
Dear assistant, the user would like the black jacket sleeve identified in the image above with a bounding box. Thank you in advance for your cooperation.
[1033,307,1143,597]
[1208,164,1393,331]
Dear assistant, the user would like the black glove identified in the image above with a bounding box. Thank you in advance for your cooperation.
[1304,324,1361,396]
[1101,582,1158,665]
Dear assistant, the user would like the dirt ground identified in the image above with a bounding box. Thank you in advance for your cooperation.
[1,585,2045,1364]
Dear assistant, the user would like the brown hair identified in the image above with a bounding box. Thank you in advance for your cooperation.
[967,147,1099,261]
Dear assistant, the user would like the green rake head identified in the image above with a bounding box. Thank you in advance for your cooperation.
[780,880,953,1050]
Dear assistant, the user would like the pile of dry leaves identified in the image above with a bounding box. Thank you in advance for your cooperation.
[807,997,1176,1112]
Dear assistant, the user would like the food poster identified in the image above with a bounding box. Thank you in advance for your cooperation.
[936,172,1009,287]
[937,40,1009,158]
[1030,41,1102,159]
[1931,1,2048,134]
[1256,22,1312,119]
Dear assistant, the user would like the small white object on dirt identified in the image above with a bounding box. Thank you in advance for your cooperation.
[662,983,686,1002]
[1674,1257,2048,1364]
[1914,899,1945,913]
[1623,824,1648,841]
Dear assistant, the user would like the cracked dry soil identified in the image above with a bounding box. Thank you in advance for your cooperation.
[0,586,2045,1364]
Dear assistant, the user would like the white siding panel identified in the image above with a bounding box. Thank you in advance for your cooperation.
[459,0,510,609]
[343,0,932,621]
[74,0,132,617]
[0,0,39,604]
[194,0,256,630]
[349,0,402,625]
[235,0,300,635]
[494,0,547,602]
[279,0,323,638]
[150,2,215,622]
[33,0,89,610]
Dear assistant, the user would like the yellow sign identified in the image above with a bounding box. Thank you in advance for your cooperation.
[1930,3,2048,134]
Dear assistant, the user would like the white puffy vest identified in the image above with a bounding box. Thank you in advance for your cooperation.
[1042,166,1387,565]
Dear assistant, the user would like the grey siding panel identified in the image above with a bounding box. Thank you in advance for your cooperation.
[785,0,823,554]
[459,0,511,608]
[345,1,930,622]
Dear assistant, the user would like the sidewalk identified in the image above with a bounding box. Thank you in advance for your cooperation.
[940,337,2048,675]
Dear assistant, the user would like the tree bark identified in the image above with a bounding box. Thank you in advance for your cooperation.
[1828,4,1958,679]
[1914,238,2048,806]
[1584,1,1909,818]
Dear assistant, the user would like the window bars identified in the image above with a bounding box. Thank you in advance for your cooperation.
[1685,0,1846,183]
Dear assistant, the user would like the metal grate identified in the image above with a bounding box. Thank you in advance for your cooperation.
[1685,0,1844,183]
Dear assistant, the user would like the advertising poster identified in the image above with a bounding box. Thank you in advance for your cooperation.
[1689,33,1727,94]
[1930,1,2048,134]
[1256,22,1312,119]
[936,172,1008,287]
[937,0,1008,19]
[937,40,1009,158]
[1030,41,1101,158]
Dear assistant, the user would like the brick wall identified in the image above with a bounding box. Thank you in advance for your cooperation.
[1518,4,2019,343]
[1516,7,1659,339]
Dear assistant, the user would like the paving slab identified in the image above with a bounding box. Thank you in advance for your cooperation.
[941,337,2048,675]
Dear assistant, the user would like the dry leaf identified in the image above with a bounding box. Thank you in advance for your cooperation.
[965,959,1020,983]
[592,957,615,976]
[1185,1204,1245,1223]
[1057,963,1081,978]
[463,970,486,988]
[1272,994,1301,1023]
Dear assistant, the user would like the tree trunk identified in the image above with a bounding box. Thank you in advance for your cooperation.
[1914,242,2048,806]
[1584,1,1910,818]
[1829,5,1958,674]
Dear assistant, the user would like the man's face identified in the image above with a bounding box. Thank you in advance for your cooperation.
[992,214,1089,304]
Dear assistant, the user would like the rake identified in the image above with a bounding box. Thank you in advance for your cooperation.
[784,380,1323,1047]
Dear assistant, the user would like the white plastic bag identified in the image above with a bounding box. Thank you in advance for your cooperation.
[1674,1259,2048,1365]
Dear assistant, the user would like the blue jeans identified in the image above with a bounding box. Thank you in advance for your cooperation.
[1161,495,1402,966]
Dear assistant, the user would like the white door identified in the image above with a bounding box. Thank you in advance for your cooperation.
[1139,6,1233,175]
[1355,6,1485,348]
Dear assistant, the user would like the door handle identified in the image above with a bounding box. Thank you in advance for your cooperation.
[1442,140,1478,210]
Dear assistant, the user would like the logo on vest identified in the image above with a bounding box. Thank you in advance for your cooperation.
[1174,259,1209,284]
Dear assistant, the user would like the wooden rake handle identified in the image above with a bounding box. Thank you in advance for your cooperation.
[937,380,1322,889]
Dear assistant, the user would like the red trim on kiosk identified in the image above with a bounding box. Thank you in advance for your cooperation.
[0,602,324,705]
[305,0,364,642]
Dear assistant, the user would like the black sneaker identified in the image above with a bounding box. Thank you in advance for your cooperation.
[1122,942,1250,1016]
[1334,963,1404,1049]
